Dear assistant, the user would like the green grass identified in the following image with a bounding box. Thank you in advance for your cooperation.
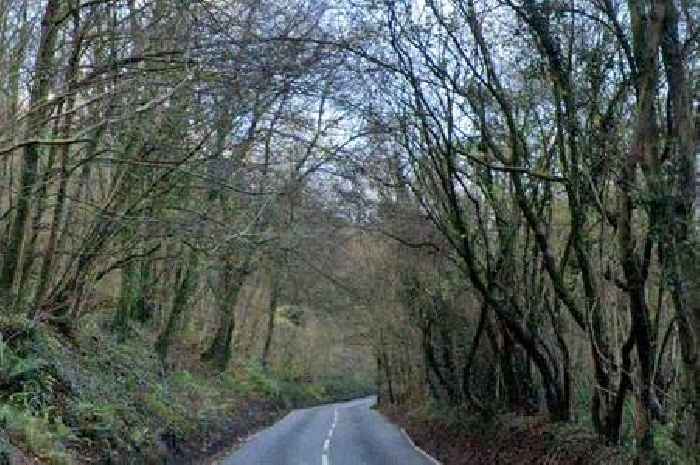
[0,313,374,464]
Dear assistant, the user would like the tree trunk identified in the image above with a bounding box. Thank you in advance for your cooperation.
[202,302,236,371]
[260,267,280,370]
[113,260,137,339]
[659,0,699,459]
[155,252,197,365]
[202,263,245,371]
[462,304,488,410]
[15,108,61,311]
[0,0,60,304]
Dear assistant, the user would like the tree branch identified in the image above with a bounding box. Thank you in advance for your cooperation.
[0,138,92,157]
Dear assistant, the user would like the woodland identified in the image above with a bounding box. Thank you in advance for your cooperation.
[0,0,697,464]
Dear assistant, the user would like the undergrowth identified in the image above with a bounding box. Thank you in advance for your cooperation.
[384,399,695,465]
[0,313,373,465]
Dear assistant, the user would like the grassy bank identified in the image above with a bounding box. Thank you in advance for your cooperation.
[0,314,373,465]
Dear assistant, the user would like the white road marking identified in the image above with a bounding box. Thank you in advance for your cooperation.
[321,408,338,465]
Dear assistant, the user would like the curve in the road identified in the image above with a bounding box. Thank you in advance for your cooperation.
[223,397,436,465]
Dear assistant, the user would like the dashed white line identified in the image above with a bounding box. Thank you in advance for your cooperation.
[321,408,339,465]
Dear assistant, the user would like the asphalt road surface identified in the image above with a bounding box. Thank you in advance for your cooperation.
[222,397,435,465]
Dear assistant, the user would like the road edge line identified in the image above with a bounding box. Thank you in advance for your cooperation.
[400,427,443,465]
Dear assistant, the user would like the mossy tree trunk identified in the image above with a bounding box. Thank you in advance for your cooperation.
[0,0,60,306]
[260,267,280,371]
[155,251,198,364]
[658,0,698,460]
[113,259,137,339]
[201,260,248,371]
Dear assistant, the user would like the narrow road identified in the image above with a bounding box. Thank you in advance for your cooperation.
[222,397,435,465]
